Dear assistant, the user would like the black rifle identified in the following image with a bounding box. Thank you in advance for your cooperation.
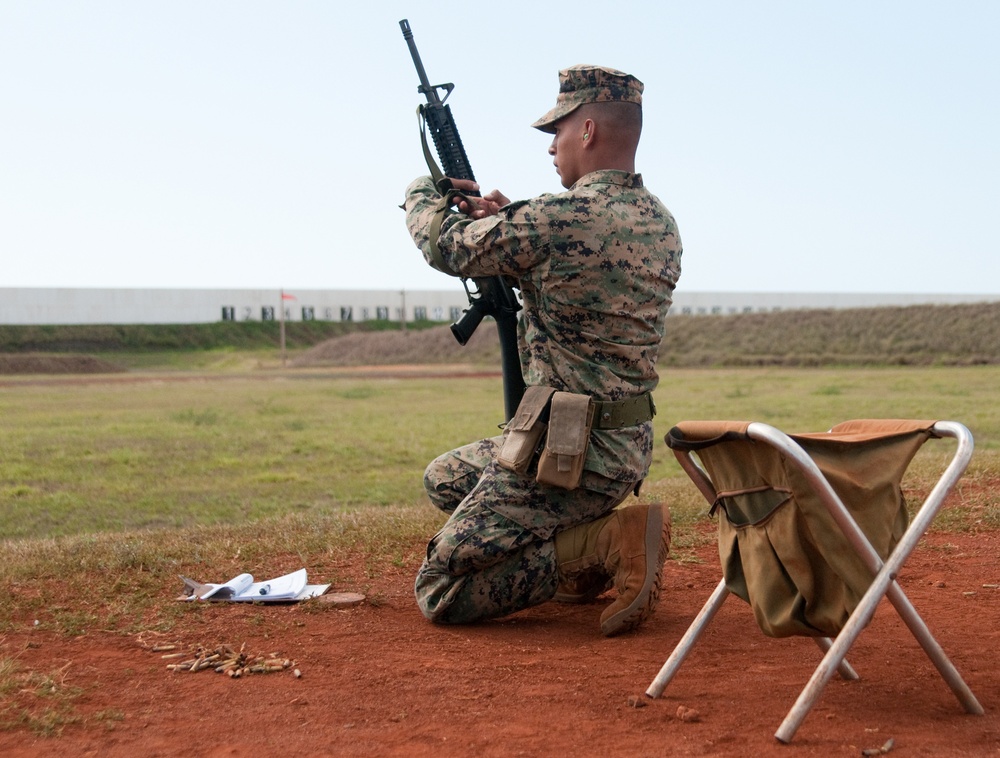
[399,19,525,422]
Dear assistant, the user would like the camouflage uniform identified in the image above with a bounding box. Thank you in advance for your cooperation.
[403,67,682,625]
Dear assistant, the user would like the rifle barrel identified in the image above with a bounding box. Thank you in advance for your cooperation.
[399,20,438,103]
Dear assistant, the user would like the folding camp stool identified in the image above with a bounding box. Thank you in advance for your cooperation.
[646,419,984,743]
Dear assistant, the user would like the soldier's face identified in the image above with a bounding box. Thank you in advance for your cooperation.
[548,111,586,188]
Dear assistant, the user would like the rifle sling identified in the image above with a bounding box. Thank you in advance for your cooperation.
[425,191,463,277]
[417,106,446,187]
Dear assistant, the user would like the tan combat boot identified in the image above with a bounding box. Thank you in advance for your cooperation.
[554,503,671,636]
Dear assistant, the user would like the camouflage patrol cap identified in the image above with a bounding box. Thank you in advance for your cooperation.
[531,65,643,133]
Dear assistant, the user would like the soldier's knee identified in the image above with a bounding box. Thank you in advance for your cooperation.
[422,465,441,499]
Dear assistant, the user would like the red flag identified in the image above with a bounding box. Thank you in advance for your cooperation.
[281,291,296,300]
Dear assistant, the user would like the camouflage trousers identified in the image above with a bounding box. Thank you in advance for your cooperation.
[415,436,633,625]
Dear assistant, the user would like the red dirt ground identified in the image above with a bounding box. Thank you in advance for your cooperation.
[1,525,998,758]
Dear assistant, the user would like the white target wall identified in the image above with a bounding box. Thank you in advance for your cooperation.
[0,288,996,326]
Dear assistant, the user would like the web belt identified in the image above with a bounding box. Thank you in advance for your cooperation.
[592,392,656,429]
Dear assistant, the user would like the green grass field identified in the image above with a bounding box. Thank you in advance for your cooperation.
[3,365,998,541]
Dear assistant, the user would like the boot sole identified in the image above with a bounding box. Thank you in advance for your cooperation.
[600,504,670,636]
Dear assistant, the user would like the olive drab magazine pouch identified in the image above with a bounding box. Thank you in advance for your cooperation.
[672,420,931,638]
[536,391,596,490]
[497,386,556,475]
[646,419,984,744]
[497,387,595,489]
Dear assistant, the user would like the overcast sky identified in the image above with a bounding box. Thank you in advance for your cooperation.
[2,1,997,295]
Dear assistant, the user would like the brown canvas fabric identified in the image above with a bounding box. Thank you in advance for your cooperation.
[667,420,938,637]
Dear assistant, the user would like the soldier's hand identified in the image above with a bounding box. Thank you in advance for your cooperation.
[479,189,511,214]
[448,179,509,219]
